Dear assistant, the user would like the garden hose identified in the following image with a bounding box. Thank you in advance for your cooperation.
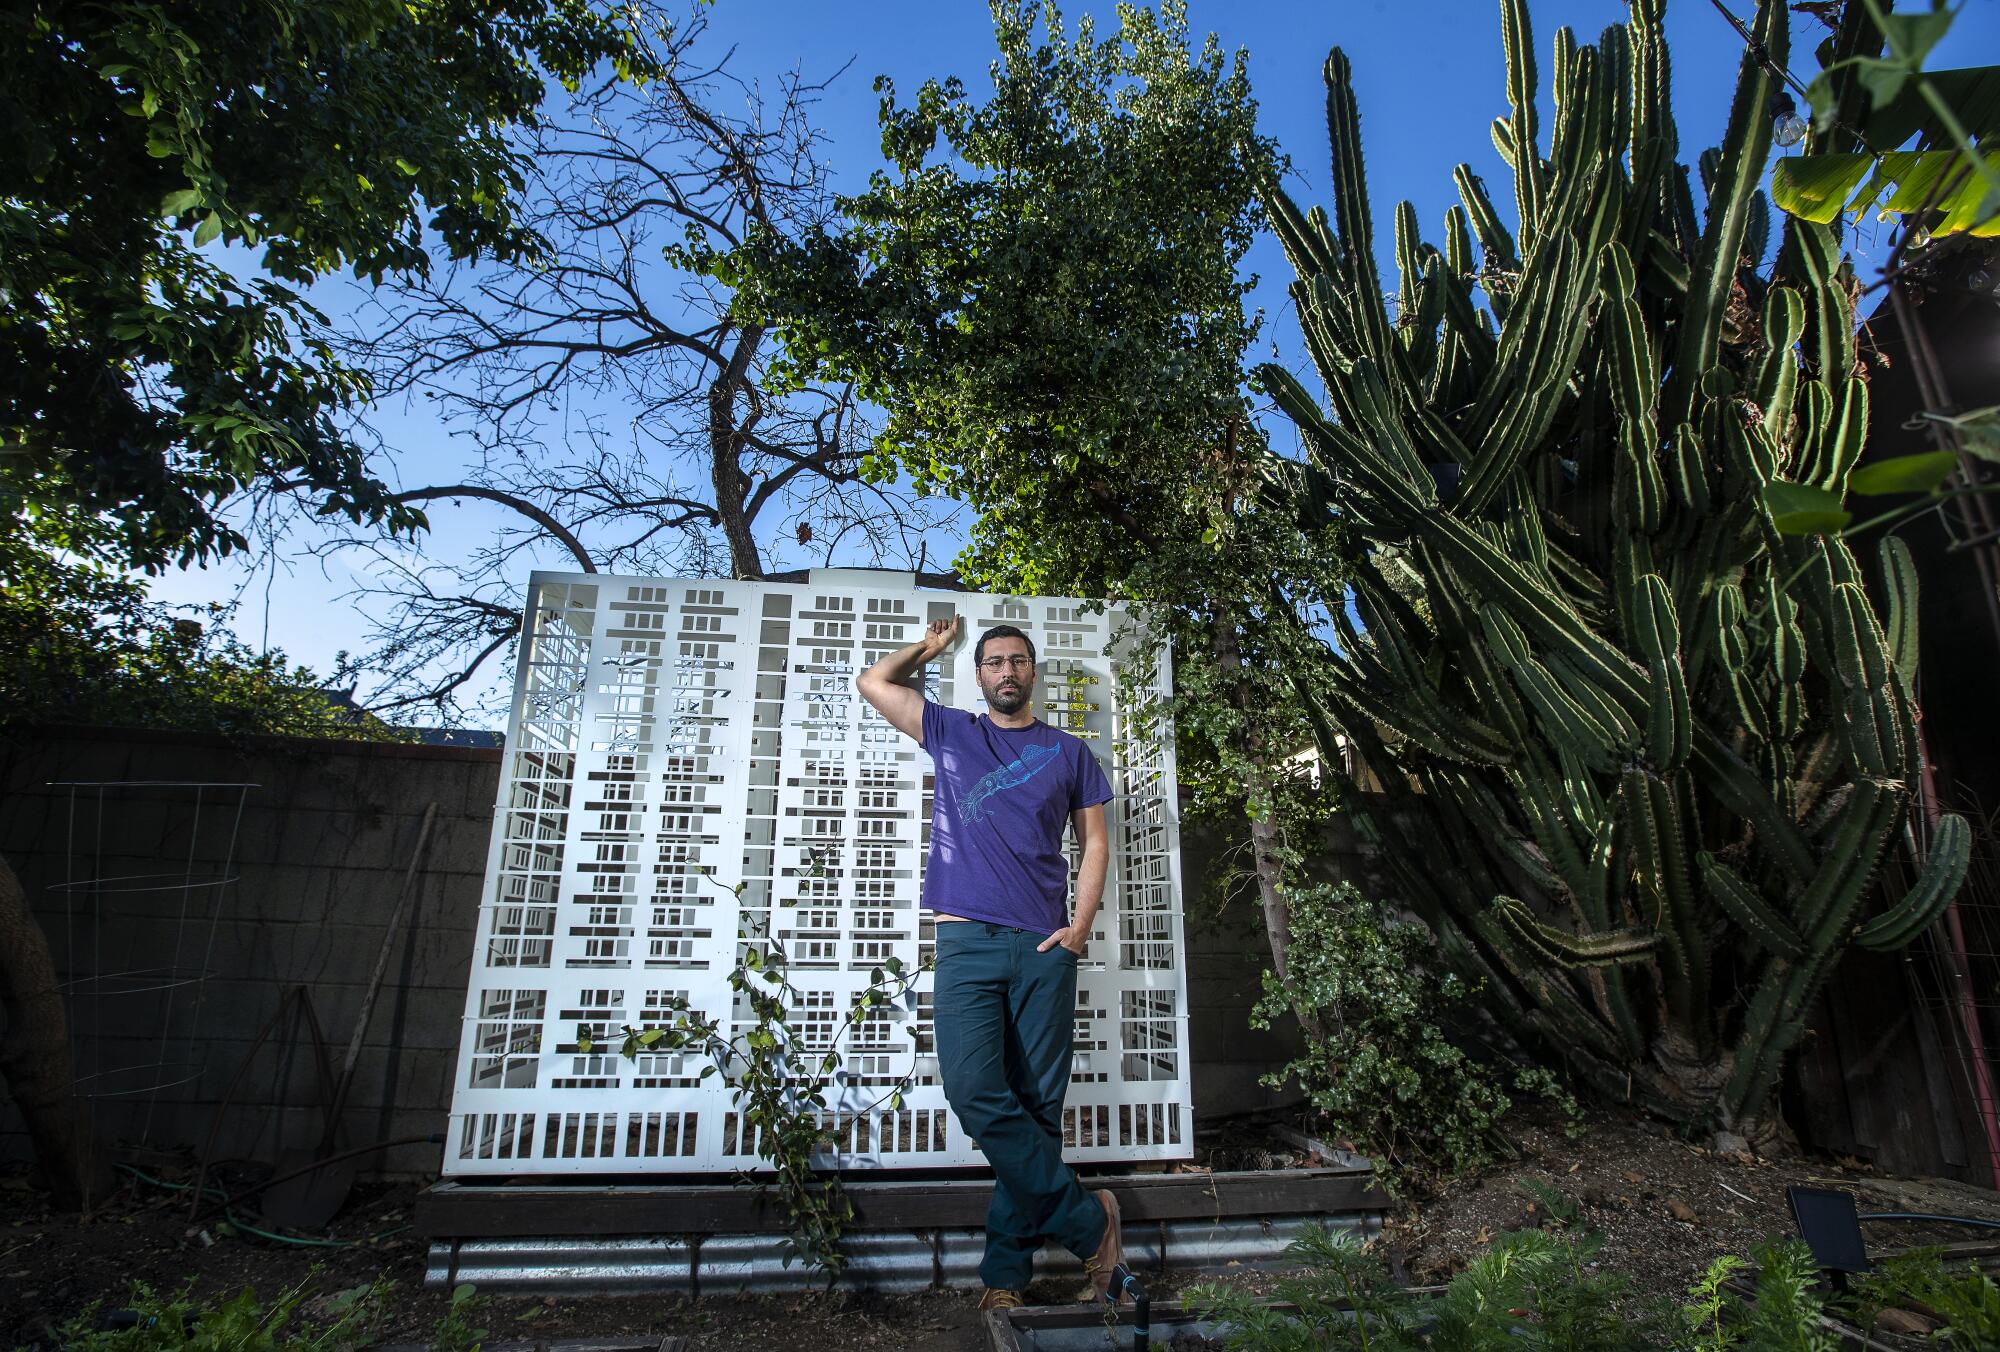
[192,1132,443,1224]
[113,1161,410,1248]
[1859,1211,2000,1231]
[1102,1264,1150,1352]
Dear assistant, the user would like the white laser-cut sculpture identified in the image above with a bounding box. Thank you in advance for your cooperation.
[444,569,1190,1174]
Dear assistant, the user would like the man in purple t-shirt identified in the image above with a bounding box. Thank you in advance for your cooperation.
[857,614,1122,1312]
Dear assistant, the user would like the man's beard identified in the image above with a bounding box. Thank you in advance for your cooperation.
[986,681,1030,714]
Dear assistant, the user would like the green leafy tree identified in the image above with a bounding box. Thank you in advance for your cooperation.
[750,0,1276,601]
[1771,0,2000,241]
[0,0,652,1210]
[0,541,402,743]
[744,0,1346,993]
[1,0,654,571]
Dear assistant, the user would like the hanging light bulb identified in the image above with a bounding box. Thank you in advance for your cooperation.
[1769,92,1807,148]
[1905,221,1931,251]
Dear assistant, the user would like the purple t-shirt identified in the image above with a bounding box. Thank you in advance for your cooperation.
[920,700,1113,932]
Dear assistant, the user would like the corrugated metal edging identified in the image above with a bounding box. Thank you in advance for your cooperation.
[425,1210,1381,1296]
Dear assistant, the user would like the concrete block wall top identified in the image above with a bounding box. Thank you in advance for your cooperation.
[444,570,1191,1175]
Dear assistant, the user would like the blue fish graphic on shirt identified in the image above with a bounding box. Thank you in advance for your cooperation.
[961,741,1061,825]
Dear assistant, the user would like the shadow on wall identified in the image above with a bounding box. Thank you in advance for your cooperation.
[0,728,1306,1178]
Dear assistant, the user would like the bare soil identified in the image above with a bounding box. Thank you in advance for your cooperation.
[6,1104,1998,1349]
[1389,1103,2000,1307]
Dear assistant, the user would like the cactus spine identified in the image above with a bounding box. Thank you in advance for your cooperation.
[1264,0,1970,1135]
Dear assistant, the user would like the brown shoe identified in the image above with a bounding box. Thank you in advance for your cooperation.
[1081,1188,1125,1301]
[977,1287,1024,1312]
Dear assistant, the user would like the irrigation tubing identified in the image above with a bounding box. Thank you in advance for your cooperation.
[114,1162,409,1248]
[191,1132,444,1224]
[1860,1211,2000,1230]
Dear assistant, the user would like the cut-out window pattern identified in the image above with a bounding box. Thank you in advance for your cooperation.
[459,1111,537,1161]
[543,1111,617,1159]
[470,988,546,1089]
[1065,1104,1113,1149]
[447,572,1186,1173]
[1120,910,1176,970]
[1074,1005,1107,1047]
[1120,989,1179,1082]
[627,1111,699,1156]
[628,990,708,1088]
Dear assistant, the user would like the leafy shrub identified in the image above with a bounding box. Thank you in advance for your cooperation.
[1188,1221,1886,1350]
[1186,1222,1647,1350]
[1853,1248,2000,1347]
[0,538,407,743]
[1737,1240,1836,1351]
[40,1276,385,1350]
[429,1282,487,1352]
[1182,1225,1415,1350]
[1252,881,1577,1178]
[1673,1240,1836,1351]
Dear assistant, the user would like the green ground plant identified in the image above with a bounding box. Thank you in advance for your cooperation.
[1854,1249,2000,1347]
[34,1275,390,1351]
[1187,1224,1894,1350]
[428,1282,487,1352]
[1724,1241,1837,1351]
[1251,880,1578,1179]
[1187,1223,1648,1350]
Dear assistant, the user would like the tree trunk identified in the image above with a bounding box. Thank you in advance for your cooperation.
[1209,608,1317,1036]
[0,849,114,1209]
[709,327,768,580]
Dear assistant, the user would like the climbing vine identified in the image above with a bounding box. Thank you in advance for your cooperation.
[594,868,930,1278]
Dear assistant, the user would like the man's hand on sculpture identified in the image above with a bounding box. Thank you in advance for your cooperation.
[923,614,961,659]
[1037,925,1089,957]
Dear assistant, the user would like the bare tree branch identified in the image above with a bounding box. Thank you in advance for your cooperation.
[370,629,517,712]
[310,3,955,716]
[390,484,599,572]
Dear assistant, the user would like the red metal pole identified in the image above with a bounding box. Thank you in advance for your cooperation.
[1916,727,2000,1191]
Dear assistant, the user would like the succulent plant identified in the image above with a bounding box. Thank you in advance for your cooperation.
[1261,0,1968,1135]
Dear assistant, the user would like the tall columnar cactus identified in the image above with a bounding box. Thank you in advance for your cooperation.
[1263,0,1970,1137]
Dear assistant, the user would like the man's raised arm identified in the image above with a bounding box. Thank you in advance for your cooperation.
[856,615,960,742]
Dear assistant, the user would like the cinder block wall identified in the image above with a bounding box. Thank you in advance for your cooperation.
[0,728,499,1178]
[0,727,1302,1179]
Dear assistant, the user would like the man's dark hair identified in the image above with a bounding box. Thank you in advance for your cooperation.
[974,624,1037,668]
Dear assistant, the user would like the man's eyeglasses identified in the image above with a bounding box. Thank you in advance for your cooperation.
[977,656,1035,673]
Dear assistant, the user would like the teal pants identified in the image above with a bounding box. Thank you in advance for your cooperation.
[933,920,1108,1290]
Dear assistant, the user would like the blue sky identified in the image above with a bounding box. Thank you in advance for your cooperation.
[148,0,2000,722]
